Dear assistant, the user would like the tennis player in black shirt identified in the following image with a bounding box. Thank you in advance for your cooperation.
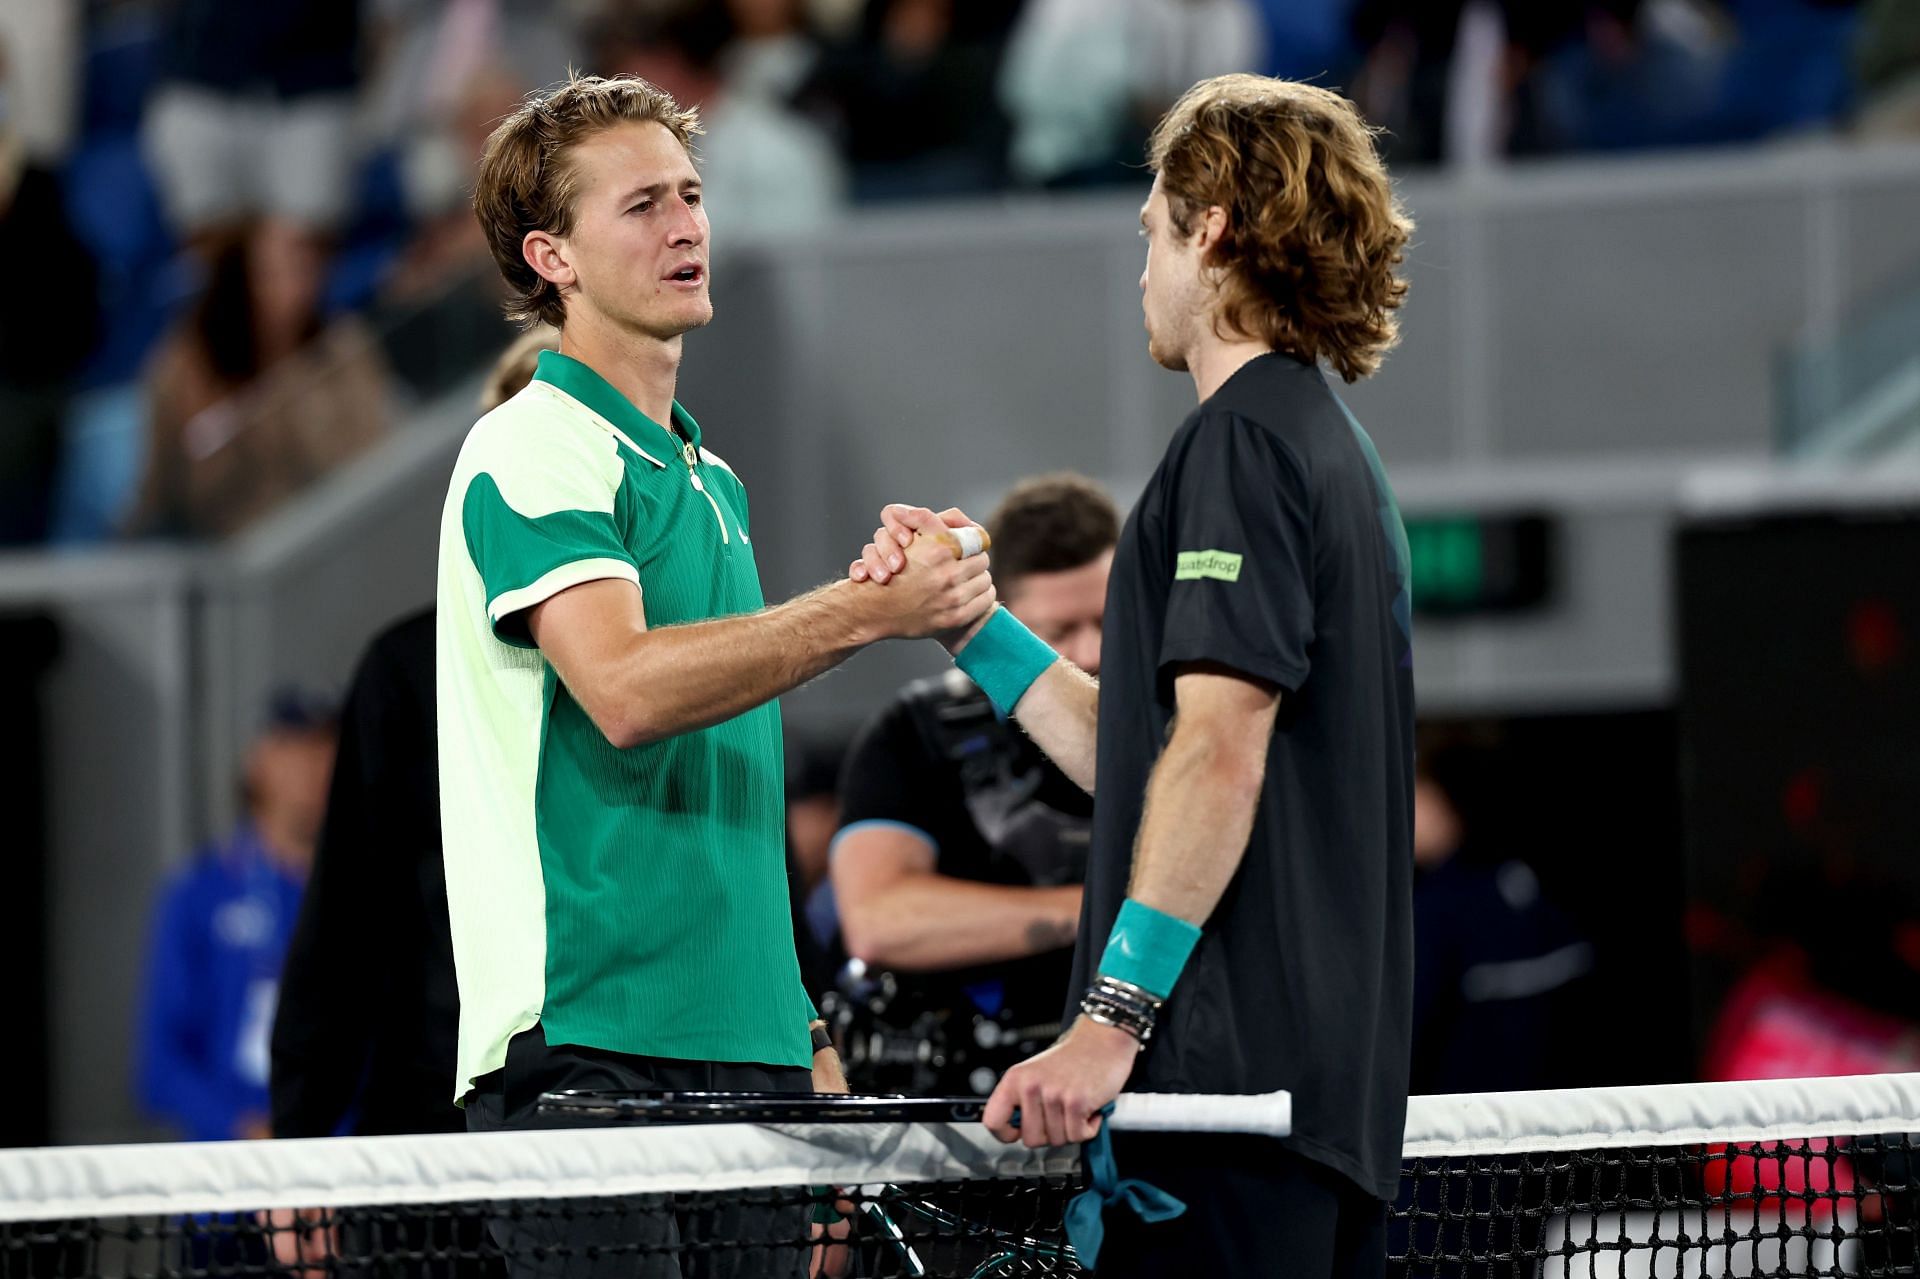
[853,75,1416,1277]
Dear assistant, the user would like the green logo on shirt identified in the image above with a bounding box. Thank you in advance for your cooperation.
[1176,550,1244,582]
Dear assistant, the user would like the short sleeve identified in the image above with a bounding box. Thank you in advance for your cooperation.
[1157,412,1315,696]
[460,433,640,648]
[836,697,964,862]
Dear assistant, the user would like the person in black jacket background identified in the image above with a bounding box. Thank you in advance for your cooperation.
[269,606,458,1137]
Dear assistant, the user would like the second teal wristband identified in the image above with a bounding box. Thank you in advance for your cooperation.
[953,606,1057,714]
[1098,899,1202,1001]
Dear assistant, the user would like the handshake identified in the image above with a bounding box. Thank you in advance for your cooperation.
[842,503,997,653]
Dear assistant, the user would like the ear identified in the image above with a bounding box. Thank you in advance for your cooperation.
[522,229,576,292]
[1191,205,1229,256]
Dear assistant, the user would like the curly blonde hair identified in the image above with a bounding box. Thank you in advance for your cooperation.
[474,75,703,330]
[1148,75,1412,383]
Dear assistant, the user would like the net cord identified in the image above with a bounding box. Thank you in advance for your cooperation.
[0,1088,1279,1225]
[3,1074,1914,1224]
[0,1120,1075,1224]
[1403,1070,1920,1158]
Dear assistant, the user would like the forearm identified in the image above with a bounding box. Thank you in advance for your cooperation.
[1124,720,1268,926]
[843,878,1081,971]
[594,582,871,746]
[1008,660,1100,792]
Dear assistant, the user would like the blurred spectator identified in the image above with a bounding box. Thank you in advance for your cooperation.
[362,0,579,146]
[1352,0,1596,164]
[0,39,100,545]
[382,61,532,300]
[270,611,457,1137]
[270,329,557,1142]
[1251,0,1361,83]
[1519,0,1728,156]
[830,473,1112,1095]
[1410,739,1594,1094]
[480,324,559,413]
[1001,0,1262,187]
[1707,0,1860,142]
[0,0,81,159]
[602,1,847,235]
[1354,0,1861,165]
[362,1,582,302]
[128,220,390,537]
[142,0,364,247]
[785,732,847,998]
[800,0,1019,199]
[139,695,337,1143]
[1855,0,1920,136]
[40,11,179,544]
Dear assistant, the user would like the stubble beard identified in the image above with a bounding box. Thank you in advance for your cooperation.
[629,295,714,343]
[1145,306,1191,372]
[580,276,714,345]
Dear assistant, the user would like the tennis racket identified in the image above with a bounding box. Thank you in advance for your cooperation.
[534,1090,1289,1276]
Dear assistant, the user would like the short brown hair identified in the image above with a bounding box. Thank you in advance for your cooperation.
[987,473,1120,588]
[473,75,703,329]
[1149,75,1413,383]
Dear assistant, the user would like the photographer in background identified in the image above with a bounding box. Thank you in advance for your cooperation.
[830,473,1115,1094]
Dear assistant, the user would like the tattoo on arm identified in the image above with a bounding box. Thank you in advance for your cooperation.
[1025,916,1077,954]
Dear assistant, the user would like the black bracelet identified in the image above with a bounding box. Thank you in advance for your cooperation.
[1080,998,1153,1044]
[1089,977,1161,1020]
[810,1022,832,1055]
[1080,981,1158,1044]
[1092,975,1163,1010]
[1083,989,1155,1028]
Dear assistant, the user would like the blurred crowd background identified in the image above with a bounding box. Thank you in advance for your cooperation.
[2,0,1916,546]
[1,0,1918,1149]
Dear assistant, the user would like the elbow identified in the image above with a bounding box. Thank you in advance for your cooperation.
[838,903,903,969]
[1189,734,1266,804]
[599,717,648,751]
[1222,761,1266,811]
[587,702,657,751]
[1223,754,1265,804]
[838,911,884,967]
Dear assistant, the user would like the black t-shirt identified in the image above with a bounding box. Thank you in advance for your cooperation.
[1068,353,1416,1201]
[839,671,1093,1025]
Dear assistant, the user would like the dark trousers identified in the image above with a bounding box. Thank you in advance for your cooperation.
[465,1025,814,1279]
[1096,1134,1388,1279]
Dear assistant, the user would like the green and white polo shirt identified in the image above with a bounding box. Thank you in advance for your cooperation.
[435,349,813,1101]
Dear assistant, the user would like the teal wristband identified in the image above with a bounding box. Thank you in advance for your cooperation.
[953,606,1057,714]
[1098,899,1202,1001]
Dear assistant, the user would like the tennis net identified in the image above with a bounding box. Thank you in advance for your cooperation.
[0,1074,1913,1278]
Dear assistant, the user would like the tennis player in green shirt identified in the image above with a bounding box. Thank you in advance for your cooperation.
[436,72,992,1229]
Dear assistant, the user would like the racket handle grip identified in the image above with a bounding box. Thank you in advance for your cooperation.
[1109,1090,1292,1139]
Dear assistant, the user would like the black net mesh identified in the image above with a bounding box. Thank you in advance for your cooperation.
[2,1130,1914,1278]
[1391,1133,1918,1278]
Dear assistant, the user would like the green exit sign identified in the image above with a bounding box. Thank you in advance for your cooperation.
[1405,513,1554,617]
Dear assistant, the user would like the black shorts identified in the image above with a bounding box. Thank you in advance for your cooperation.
[1095,1133,1387,1279]
[465,1023,814,1279]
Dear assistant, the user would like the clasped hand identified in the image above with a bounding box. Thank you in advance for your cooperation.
[846,503,996,650]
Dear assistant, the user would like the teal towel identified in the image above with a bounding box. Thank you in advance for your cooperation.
[1063,1105,1187,1268]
